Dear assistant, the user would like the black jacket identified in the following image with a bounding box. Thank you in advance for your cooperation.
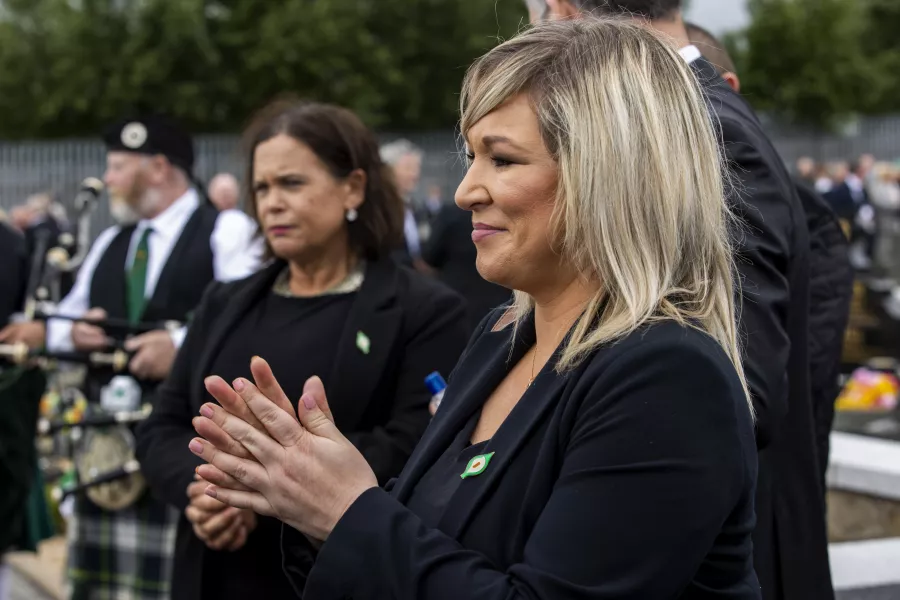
[0,223,42,556]
[422,204,511,333]
[692,58,832,600]
[0,223,26,325]
[295,315,759,599]
[135,257,469,600]
[823,181,862,222]
[796,181,853,491]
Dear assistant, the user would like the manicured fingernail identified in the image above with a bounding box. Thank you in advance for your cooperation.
[189,440,203,454]
[302,394,316,411]
[205,486,217,499]
[200,404,214,418]
[233,378,246,392]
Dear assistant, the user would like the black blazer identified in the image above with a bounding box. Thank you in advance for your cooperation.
[423,204,512,334]
[692,58,832,600]
[292,314,759,599]
[135,258,470,599]
[0,224,26,325]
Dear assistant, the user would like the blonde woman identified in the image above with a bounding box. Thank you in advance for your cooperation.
[189,19,759,599]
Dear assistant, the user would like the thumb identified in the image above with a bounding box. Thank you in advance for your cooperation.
[297,392,340,440]
[124,333,145,352]
[301,376,334,425]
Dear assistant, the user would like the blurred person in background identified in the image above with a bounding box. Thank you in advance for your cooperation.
[208,171,262,250]
[422,200,511,335]
[687,20,853,517]
[208,172,241,211]
[423,182,444,219]
[815,163,835,194]
[9,205,33,232]
[827,159,875,268]
[380,139,425,267]
[796,156,816,185]
[135,100,468,600]
[530,2,831,599]
[21,191,77,297]
[868,162,900,279]
[191,20,760,599]
[824,160,855,219]
[0,115,263,600]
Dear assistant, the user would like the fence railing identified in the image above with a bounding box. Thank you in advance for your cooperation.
[2,115,900,238]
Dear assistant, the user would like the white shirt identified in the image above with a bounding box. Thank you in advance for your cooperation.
[679,44,702,65]
[403,208,421,258]
[47,189,263,351]
[846,173,866,204]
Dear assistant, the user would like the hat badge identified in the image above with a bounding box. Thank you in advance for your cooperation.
[121,122,148,149]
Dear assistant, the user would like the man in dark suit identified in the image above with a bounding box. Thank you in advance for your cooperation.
[422,204,512,333]
[686,21,854,497]
[528,2,831,599]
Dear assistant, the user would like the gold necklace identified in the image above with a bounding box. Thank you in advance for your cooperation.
[528,345,539,387]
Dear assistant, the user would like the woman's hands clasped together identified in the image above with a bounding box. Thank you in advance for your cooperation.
[189,356,378,542]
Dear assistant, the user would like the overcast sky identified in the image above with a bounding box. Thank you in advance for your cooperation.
[684,0,750,34]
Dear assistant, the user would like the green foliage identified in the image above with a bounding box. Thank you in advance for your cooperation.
[728,0,900,130]
[0,0,527,138]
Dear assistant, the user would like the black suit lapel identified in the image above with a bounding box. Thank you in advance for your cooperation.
[143,207,205,319]
[437,336,571,539]
[189,261,283,405]
[391,323,523,503]
[325,259,402,432]
[393,311,578,539]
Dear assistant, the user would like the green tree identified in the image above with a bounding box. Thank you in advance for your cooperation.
[859,0,900,114]
[0,0,526,138]
[729,0,874,130]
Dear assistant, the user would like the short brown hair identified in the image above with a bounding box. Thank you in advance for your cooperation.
[685,22,737,76]
[242,99,404,260]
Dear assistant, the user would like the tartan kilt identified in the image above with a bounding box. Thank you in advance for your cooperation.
[66,488,178,600]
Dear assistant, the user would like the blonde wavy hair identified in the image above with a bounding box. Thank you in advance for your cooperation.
[460,18,750,407]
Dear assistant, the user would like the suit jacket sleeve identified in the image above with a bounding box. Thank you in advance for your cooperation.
[0,226,26,325]
[344,284,469,484]
[721,116,793,448]
[303,337,753,599]
[135,281,223,511]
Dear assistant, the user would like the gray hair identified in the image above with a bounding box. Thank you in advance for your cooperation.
[379,139,423,166]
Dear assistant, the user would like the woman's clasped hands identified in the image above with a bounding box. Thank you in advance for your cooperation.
[189,356,378,542]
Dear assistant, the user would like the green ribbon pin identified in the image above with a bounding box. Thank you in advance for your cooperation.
[460,452,495,479]
[356,331,371,355]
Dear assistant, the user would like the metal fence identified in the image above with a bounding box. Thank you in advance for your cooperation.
[2,115,900,239]
[0,131,467,236]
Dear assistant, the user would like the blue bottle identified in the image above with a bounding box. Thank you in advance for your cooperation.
[425,371,447,415]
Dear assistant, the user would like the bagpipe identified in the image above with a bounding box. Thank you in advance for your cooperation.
[0,178,180,512]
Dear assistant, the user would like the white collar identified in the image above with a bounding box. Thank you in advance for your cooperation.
[679,44,702,65]
[137,188,199,240]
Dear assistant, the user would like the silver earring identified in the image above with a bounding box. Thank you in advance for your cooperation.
[346,208,358,222]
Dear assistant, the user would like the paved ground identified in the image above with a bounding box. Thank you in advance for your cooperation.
[838,587,900,599]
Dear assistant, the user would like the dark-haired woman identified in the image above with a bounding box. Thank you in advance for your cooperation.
[135,101,469,600]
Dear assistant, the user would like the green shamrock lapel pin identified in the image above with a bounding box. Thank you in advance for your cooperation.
[460,452,495,479]
[356,331,371,355]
